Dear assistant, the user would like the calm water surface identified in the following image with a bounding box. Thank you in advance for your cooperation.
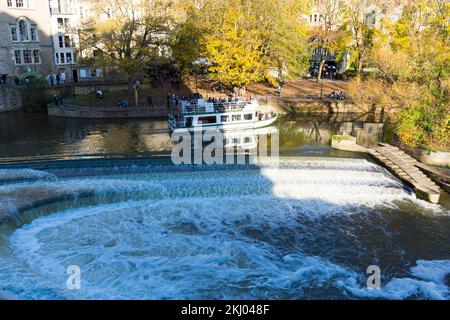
[0,111,383,161]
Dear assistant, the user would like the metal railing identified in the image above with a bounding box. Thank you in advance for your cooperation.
[179,101,252,115]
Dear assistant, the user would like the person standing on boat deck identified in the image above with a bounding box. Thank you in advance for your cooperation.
[277,84,282,96]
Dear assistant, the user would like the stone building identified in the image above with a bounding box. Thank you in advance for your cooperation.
[48,0,80,82]
[0,0,54,78]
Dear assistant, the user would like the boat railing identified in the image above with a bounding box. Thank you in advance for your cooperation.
[179,101,251,115]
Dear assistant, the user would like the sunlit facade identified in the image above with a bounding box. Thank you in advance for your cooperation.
[0,0,54,76]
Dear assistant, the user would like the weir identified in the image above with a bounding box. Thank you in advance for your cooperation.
[0,158,448,300]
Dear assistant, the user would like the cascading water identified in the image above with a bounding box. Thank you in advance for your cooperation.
[0,158,449,300]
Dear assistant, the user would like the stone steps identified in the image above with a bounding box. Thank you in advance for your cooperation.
[370,143,441,203]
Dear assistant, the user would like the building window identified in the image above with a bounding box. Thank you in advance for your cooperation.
[32,50,40,63]
[64,36,71,47]
[55,53,60,64]
[14,50,22,64]
[60,52,65,63]
[18,20,28,41]
[30,26,37,41]
[7,0,30,7]
[11,27,18,41]
[23,50,32,64]
[66,52,72,63]
[57,18,70,29]
[58,35,64,48]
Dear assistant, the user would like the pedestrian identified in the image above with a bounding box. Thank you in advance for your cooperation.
[49,74,54,86]
[56,74,60,85]
[277,84,282,96]
[147,96,153,109]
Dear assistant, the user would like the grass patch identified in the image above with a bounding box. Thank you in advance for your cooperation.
[67,90,131,106]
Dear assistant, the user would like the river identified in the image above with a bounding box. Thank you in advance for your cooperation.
[0,111,448,299]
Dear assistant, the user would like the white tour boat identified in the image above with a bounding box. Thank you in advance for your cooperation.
[168,98,277,133]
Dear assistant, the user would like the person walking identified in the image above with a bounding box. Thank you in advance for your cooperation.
[147,96,154,109]
[276,84,282,96]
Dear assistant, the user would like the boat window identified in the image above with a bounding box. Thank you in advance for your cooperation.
[244,113,253,120]
[221,115,229,122]
[198,116,217,124]
[232,114,242,121]
[185,117,193,127]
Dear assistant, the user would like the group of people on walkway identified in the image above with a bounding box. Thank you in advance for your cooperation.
[330,91,346,100]
[49,73,65,86]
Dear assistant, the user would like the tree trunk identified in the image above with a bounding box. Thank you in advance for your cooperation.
[317,59,325,83]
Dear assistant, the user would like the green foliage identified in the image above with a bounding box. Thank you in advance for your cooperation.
[21,77,50,112]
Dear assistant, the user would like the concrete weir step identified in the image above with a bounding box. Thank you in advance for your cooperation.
[370,143,442,203]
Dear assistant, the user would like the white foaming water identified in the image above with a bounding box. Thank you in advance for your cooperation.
[1,158,449,299]
[0,168,55,183]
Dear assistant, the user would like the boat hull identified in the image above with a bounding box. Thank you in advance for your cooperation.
[169,115,278,133]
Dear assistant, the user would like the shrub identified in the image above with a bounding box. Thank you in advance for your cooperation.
[21,77,50,112]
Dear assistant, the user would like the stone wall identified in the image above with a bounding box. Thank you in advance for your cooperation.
[0,85,22,112]
[261,96,382,114]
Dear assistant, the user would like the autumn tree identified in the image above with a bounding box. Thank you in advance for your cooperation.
[349,0,449,150]
[171,0,311,88]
